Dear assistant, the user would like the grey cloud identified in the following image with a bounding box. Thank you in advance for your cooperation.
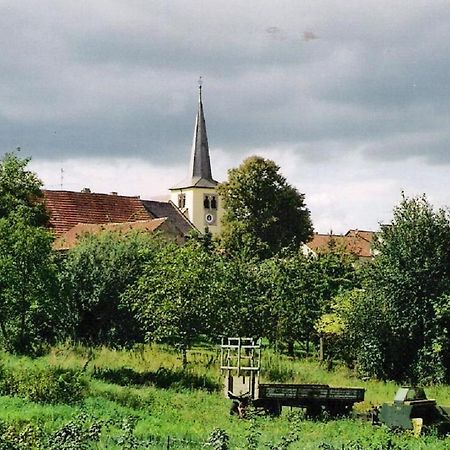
[1,0,450,168]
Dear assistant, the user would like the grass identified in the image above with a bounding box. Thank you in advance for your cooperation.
[0,344,449,448]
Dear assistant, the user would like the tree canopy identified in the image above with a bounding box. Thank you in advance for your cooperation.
[332,194,450,382]
[0,152,47,225]
[0,153,57,353]
[60,230,163,346]
[217,156,313,258]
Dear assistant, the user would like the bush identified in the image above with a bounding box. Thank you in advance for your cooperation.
[0,365,87,404]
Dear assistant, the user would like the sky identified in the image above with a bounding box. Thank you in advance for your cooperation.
[1,0,449,233]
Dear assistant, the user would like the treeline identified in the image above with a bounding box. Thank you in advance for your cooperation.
[1,153,450,385]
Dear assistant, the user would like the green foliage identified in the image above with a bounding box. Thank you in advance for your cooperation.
[0,152,47,226]
[0,153,59,354]
[0,365,87,404]
[259,250,358,353]
[351,195,450,382]
[215,255,269,340]
[0,420,46,450]
[264,358,295,383]
[0,345,450,449]
[0,211,59,354]
[267,411,302,449]
[127,240,220,366]
[244,414,261,450]
[60,230,162,346]
[92,365,218,392]
[115,416,140,449]
[218,156,313,259]
[205,428,229,450]
[47,413,105,450]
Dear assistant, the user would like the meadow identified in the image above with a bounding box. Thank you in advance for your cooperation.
[0,343,449,449]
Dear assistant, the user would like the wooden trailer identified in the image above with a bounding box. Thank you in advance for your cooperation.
[220,337,365,417]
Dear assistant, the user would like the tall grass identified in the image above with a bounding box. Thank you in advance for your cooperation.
[0,343,448,449]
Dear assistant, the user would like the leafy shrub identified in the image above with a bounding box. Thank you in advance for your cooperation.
[0,420,46,450]
[0,365,87,404]
[47,413,107,450]
[205,428,229,450]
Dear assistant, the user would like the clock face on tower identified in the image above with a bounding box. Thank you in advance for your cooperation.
[205,212,216,225]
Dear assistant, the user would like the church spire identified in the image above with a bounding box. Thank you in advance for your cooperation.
[170,82,217,189]
[188,80,215,183]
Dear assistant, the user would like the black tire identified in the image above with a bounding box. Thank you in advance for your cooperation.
[264,400,282,417]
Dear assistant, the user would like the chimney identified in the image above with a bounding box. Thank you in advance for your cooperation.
[81,187,91,193]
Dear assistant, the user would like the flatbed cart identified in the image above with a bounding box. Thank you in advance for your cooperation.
[220,337,365,417]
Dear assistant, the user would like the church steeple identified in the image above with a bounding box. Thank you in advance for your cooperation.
[172,82,217,189]
[189,83,214,183]
[170,82,222,235]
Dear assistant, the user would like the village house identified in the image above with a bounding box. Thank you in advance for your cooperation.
[44,86,223,248]
[304,229,376,262]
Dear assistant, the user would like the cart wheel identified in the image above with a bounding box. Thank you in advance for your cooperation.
[305,404,322,419]
[230,400,239,416]
[326,403,349,417]
[264,400,282,417]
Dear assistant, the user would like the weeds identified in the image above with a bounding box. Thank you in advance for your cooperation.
[0,365,87,404]
[0,344,449,449]
[205,428,230,450]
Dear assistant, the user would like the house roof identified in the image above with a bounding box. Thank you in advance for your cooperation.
[43,189,196,243]
[43,190,151,235]
[53,218,168,250]
[307,230,375,259]
[345,229,375,243]
[141,199,195,236]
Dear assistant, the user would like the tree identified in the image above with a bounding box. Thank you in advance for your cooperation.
[0,209,59,353]
[215,255,269,340]
[126,240,219,367]
[60,230,162,346]
[0,153,58,353]
[0,152,48,225]
[260,250,358,356]
[344,194,450,382]
[218,156,313,258]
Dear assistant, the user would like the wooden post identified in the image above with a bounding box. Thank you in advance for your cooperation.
[319,335,324,361]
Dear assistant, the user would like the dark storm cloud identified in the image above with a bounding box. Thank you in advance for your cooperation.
[1,0,450,166]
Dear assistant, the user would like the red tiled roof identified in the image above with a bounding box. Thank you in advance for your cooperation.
[307,230,375,259]
[53,218,167,250]
[43,190,152,235]
[345,229,375,243]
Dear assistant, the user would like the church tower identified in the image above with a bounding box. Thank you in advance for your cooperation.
[170,85,222,235]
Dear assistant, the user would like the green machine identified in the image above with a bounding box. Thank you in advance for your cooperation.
[377,387,450,435]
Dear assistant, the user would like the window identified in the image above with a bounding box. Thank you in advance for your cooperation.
[204,194,217,210]
[178,193,186,209]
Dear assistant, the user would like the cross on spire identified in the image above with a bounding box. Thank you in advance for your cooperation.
[198,76,203,100]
